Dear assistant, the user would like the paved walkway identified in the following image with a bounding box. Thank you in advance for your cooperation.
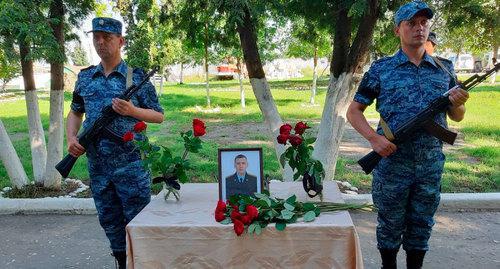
[1,211,498,268]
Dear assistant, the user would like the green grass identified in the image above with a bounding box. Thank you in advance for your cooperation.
[0,77,498,194]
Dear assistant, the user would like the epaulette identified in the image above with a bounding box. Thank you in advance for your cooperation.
[435,56,452,64]
[132,67,146,76]
[373,56,392,64]
[79,65,95,72]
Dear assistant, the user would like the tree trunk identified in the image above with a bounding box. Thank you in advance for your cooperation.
[44,0,64,189]
[204,21,211,107]
[313,0,380,181]
[19,39,47,185]
[159,66,164,95]
[313,73,359,180]
[491,45,498,84]
[237,57,245,108]
[236,6,293,181]
[0,119,28,189]
[310,46,318,104]
[179,62,184,84]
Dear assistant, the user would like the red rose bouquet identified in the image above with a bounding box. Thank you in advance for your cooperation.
[277,121,324,198]
[215,192,373,236]
[123,119,207,200]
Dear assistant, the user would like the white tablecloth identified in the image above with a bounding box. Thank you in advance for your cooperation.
[126,181,364,269]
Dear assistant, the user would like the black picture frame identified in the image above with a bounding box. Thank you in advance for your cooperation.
[218,148,264,201]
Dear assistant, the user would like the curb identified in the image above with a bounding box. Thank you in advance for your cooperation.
[0,197,97,215]
[342,193,500,211]
[1,193,499,215]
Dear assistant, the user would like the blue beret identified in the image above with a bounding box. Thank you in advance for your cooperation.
[88,17,122,35]
[427,31,437,45]
[394,1,433,26]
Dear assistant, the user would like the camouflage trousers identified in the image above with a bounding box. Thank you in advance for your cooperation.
[372,137,445,251]
[88,139,151,252]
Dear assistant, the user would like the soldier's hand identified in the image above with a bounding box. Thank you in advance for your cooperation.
[112,98,136,116]
[448,87,469,107]
[368,134,397,157]
[67,136,85,157]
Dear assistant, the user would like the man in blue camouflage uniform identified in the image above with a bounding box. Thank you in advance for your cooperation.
[65,17,164,269]
[347,2,469,269]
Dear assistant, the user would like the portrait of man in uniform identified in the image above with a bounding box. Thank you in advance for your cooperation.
[218,148,263,201]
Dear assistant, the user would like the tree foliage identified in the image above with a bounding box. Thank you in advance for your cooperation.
[70,42,89,66]
[437,0,499,55]
[286,18,331,60]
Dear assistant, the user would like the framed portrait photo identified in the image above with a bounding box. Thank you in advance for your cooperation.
[218,148,264,201]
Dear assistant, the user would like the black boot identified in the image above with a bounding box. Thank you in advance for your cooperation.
[112,251,126,269]
[379,248,399,269]
[406,249,426,269]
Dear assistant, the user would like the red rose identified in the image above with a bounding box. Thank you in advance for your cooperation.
[246,205,259,220]
[193,118,205,128]
[192,119,206,137]
[241,214,252,225]
[122,131,134,142]
[288,134,303,146]
[215,211,226,222]
[193,125,206,137]
[294,121,309,135]
[215,200,227,213]
[233,219,245,236]
[277,134,289,145]
[230,210,242,221]
[133,121,147,133]
[279,124,293,135]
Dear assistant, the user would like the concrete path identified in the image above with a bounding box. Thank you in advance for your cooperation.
[1,212,499,269]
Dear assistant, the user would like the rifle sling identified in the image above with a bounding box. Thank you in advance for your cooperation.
[432,56,458,85]
[379,117,395,141]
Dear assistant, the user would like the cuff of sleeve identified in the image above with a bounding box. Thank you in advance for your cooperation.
[353,93,373,106]
[70,103,85,113]
[150,104,164,114]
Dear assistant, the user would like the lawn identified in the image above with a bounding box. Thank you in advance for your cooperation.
[0,76,498,194]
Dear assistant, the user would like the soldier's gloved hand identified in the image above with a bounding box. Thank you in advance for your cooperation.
[112,98,137,117]
[448,87,469,107]
[67,136,85,157]
[369,134,397,157]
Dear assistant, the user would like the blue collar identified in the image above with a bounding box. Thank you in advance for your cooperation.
[236,173,246,182]
[393,49,438,68]
[92,60,128,78]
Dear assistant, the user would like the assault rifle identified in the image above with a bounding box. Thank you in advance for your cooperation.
[55,67,159,178]
[358,63,499,174]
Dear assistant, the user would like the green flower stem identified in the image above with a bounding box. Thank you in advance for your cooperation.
[182,149,188,160]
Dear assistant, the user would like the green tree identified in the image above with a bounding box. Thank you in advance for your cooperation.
[0,0,93,190]
[216,0,386,182]
[70,42,89,66]
[175,0,226,107]
[0,38,20,91]
[435,0,499,61]
[286,18,331,104]
[116,0,183,94]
